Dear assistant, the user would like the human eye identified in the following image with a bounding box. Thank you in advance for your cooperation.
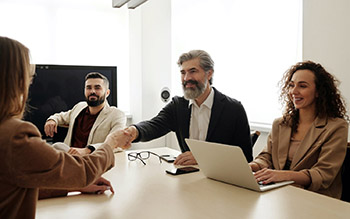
[189,69,197,74]
[299,83,308,88]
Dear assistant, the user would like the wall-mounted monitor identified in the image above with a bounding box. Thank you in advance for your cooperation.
[24,64,117,139]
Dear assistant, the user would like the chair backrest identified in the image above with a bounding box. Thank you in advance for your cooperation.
[250,131,260,147]
[341,144,350,202]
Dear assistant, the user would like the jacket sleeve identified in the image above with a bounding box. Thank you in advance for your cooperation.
[47,104,78,127]
[232,102,253,162]
[109,109,127,133]
[302,119,348,192]
[134,98,177,142]
[9,122,114,189]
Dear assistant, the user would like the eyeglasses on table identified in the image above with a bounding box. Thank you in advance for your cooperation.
[127,151,163,165]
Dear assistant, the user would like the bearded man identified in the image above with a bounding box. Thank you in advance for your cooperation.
[44,72,126,155]
[124,50,252,165]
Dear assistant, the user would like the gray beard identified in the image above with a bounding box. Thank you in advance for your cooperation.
[183,80,207,100]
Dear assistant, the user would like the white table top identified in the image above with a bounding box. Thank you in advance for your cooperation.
[36,147,350,219]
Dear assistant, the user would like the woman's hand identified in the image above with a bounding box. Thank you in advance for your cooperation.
[254,168,290,185]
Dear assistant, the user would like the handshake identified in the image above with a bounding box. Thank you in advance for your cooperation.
[105,126,139,150]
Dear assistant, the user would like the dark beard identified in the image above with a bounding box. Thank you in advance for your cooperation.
[86,94,105,107]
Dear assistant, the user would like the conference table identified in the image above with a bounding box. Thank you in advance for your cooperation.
[36,147,350,219]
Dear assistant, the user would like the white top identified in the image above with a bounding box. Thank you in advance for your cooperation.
[189,88,215,141]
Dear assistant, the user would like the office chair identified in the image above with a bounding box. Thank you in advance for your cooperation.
[341,143,350,202]
[251,131,260,147]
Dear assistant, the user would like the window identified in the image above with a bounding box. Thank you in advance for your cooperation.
[171,0,302,130]
[0,0,130,112]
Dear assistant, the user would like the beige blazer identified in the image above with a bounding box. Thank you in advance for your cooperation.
[48,101,126,148]
[252,117,348,198]
[0,118,115,219]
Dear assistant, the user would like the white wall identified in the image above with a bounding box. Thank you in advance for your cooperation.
[128,0,174,149]
[303,0,350,142]
[253,0,350,156]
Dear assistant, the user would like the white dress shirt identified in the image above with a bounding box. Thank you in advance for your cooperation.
[189,88,215,141]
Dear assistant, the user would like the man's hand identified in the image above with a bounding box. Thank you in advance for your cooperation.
[44,120,57,137]
[123,126,138,141]
[79,177,114,194]
[174,151,198,165]
[105,129,133,150]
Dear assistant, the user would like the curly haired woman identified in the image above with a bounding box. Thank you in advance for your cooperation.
[249,61,348,198]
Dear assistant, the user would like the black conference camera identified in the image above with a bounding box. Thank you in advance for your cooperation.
[161,87,171,103]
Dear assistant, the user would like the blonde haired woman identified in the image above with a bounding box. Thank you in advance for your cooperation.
[0,36,130,218]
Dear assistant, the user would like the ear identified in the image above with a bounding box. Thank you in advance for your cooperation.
[207,69,213,81]
[106,89,110,98]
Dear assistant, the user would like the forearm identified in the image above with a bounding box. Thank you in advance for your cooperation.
[286,171,311,187]
[38,189,68,200]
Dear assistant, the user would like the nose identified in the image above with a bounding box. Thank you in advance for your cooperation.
[183,72,192,81]
[290,86,298,95]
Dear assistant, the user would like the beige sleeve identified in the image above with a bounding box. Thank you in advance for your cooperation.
[9,122,114,190]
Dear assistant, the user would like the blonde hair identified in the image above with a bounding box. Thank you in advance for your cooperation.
[0,36,32,123]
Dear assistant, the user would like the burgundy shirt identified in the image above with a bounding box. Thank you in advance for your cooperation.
[71,107,101,148]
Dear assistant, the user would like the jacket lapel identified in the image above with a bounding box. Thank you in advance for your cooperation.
[277,123,292,169]
[180,101,191,140]
[290,117,327,168]
[206,87,224,140]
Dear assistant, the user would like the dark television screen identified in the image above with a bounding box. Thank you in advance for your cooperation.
[24,64,117,139]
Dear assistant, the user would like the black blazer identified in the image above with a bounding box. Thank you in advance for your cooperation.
[134,87,252,162]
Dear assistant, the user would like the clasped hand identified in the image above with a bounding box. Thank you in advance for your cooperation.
[105,129,135,150]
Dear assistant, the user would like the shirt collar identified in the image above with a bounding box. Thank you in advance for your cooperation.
[188,87,215,109]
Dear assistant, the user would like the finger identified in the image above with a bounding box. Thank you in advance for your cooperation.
[45,126,51,137]
[109,185,115,194]
[174,154,186,165]
[174,155,190,165]
[54,124,57,133]
[49,126,54,137]
[182,158,197,165]
[94,186,109,194]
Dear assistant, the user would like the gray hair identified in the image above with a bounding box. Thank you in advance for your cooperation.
[177,50,214,84]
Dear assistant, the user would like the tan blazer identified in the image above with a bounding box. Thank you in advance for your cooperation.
[0,118,115,219]
[252,116,348,198]
[48,101,126,148]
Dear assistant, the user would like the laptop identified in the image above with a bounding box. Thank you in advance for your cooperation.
[185,139,294,192]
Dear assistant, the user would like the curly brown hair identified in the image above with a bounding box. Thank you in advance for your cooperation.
[279,60,348,132]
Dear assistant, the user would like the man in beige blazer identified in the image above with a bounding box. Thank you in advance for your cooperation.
[44,72,126,155]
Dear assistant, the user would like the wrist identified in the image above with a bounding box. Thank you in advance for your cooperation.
[131,125,139,140]
[85,145,95,153]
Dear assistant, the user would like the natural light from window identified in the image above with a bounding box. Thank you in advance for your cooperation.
[171,0,302,130]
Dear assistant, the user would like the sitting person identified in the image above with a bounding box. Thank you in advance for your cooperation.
[44,72,126,155]
[123,50,252,165]
[0,36,131,219]
[249,61,348,199]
